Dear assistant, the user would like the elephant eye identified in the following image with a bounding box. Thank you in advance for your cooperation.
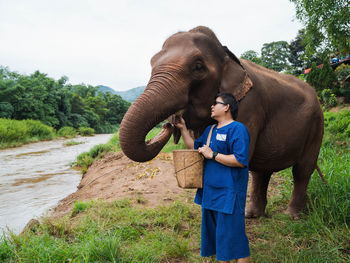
[194,62,204,71]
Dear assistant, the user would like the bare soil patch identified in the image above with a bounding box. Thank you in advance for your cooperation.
[329,105,350,112]
[51,152,195,218]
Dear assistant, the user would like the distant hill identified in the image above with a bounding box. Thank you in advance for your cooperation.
[98,85,118,94]
[98,85,145,102]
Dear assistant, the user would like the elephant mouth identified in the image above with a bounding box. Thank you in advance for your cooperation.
[167,109,185,125]
[167,110,185,144]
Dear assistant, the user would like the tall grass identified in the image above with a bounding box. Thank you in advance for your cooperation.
[0,200,202,263]
[0,118,55,148]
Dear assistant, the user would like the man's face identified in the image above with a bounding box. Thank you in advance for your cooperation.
[211,97,228,119]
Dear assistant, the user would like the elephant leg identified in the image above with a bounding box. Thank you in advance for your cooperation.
[285,163,315,219]
[246,171,272,218]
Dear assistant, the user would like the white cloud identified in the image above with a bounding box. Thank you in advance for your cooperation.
[0,0,302,91]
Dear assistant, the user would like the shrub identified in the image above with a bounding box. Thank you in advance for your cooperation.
[306,60,338,94]
[57,126,77,138]
[24,119,55,138]
[321,89,337,108]
[94,124,118,134]
[335,64,350,100]
[78,127,94,136]
[0,118,55,145]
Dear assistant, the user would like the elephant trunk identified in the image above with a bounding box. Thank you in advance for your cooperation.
[119,67,187,162]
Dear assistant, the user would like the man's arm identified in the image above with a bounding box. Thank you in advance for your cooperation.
[174,117,194,149]
[214,153,245,168]
[198,145,245,167]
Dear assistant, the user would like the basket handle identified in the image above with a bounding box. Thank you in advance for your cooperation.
[174,124,215,175]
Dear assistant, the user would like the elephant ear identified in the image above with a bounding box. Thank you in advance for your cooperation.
[220,47,253,101]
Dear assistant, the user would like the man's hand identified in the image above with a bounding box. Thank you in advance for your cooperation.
[198,145,213,159]
[174,116,186,130]
[174,116,194,149]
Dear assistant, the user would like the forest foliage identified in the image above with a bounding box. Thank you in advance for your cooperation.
[0,66,130,133]
[289,0,350,55]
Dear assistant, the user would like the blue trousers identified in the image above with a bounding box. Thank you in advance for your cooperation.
[201,208,250,261]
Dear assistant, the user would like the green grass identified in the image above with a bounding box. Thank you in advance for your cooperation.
[64,140,85,146]
[0,119,95,149]
[1,199,204,263]
[0,118,55,148]
[324,110,350,139]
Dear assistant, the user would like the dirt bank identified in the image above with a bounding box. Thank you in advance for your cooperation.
[51,151,283,220]
[52,152,195,218]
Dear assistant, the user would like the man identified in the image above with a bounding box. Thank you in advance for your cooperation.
[175,93,250,263]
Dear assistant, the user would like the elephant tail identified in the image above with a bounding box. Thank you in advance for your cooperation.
[316,165,328,185]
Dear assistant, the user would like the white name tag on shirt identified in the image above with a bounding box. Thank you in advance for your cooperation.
[216,133,227,141]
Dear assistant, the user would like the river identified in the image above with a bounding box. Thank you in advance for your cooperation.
[0,134,113,234]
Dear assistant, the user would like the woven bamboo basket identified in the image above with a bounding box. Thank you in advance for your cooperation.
[173,149,203,189]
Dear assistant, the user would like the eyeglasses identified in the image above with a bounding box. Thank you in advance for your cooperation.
[213,101,227,106]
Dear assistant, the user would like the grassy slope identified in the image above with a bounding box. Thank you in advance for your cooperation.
[1,111,349,262]
[0,119,96,149]
[0,119,55,149]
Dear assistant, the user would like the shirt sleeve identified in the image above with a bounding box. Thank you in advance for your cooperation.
[229,124,250,167]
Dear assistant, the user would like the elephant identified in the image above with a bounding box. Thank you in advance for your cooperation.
[119,26,324,218]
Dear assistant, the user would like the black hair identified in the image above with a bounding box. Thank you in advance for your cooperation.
[215,93,238,119]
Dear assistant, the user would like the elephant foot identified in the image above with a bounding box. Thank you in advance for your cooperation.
[245,202,266,218]
[284,206,302,220]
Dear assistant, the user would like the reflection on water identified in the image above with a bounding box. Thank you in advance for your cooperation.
[0,134,113,234]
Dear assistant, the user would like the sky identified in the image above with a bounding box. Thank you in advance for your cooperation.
[0,0,303,91]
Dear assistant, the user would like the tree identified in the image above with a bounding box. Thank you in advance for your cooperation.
[0,102,14,118]
[0,66,130,132]
[318,60,338,92]
[240,50,262,65]
[306,62,321,90]
[261,41,290,72]
[288,29,307,75]
[306,60,338,94]
[289,0,350,55]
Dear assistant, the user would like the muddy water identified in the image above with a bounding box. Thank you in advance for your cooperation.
[0,134,113,234]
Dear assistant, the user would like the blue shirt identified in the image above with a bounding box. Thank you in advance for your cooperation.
[194,121,250,214]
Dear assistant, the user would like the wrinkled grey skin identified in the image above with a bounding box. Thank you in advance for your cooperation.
[119,26,324,218]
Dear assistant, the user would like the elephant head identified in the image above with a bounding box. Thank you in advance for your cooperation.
[119,26,253,162]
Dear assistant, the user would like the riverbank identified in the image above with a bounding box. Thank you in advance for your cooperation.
[0,134,113,235]
[0,118,98,149]
[0,119,55,149]
[51,152,190,218]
